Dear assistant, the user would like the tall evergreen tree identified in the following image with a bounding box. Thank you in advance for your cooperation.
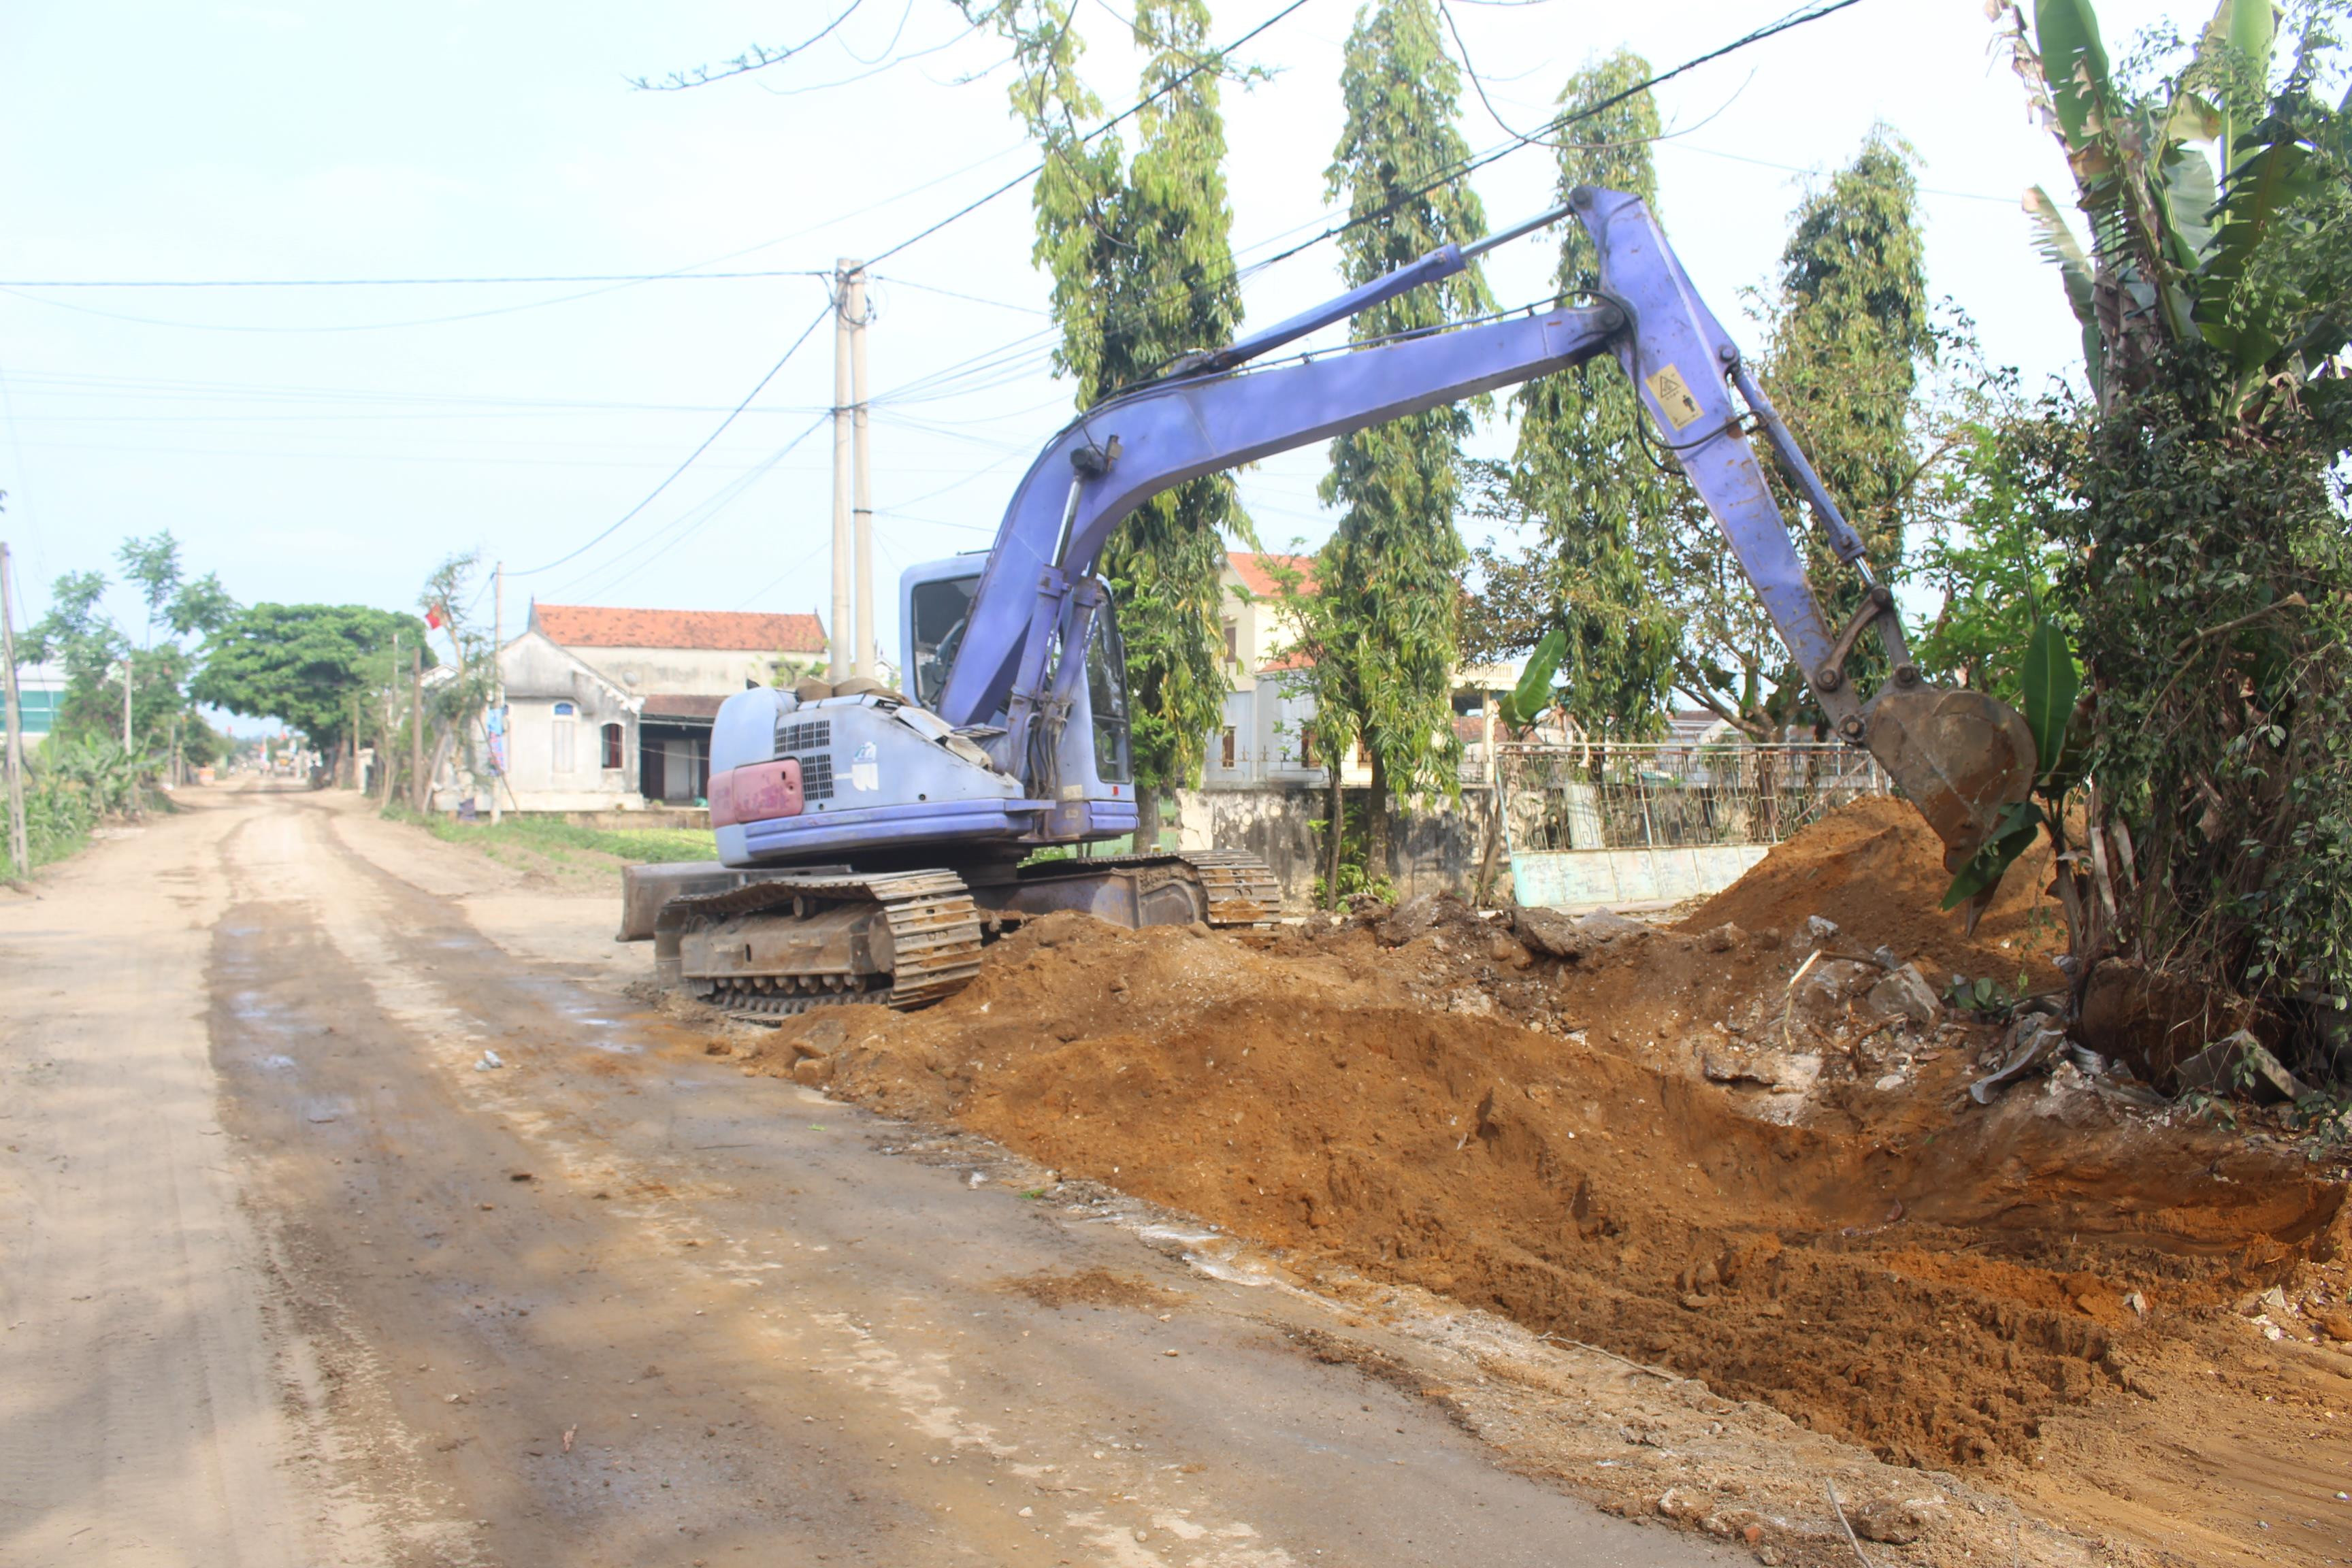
[1666,130,1935,740]
[1318,0,1488,876]
[1503,49,1678,740]
[982,0,1247,847]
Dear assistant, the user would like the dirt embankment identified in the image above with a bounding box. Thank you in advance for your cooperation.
[733,800,2352,1564]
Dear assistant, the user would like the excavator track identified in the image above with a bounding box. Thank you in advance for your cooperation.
[664,870,984,1022]
[1019,848,1281,927]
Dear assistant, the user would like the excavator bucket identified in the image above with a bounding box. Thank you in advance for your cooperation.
[1860,685,2039,871]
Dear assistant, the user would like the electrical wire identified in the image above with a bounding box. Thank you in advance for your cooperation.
[863,0,1315,269]
[508,298,833,578]
[854,1,1872,415]
[0,270,830,290]
[632,0,871,92]
[559,414,832,601]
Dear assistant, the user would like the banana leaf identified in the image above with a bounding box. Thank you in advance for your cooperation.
[2021,612,2080,787]
[2025,186,2106,394]
[1497,629,1564,732]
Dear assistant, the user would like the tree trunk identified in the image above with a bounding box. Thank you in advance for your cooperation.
[1367,750,1391,897]
[1323,752,1345,911]
[423,725,456,813]
[1134,785,1164,855]
[1474,781,1503,906]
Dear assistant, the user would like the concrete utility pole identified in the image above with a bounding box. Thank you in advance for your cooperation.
[1,542,30,877]
[120,657,132,749]
[830,258,860,681]
[410,645,425,814]
[490,560,504,825]
[383,632,400,806]
[849,264,876,679]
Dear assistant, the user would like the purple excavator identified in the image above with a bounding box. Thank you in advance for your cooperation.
[620,187,2036,1017]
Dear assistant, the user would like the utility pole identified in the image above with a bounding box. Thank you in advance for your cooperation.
[120,655,133,749]
[410,645,426,814]
[1,542,30,877]
[490,560,504,825]
[829,258,858,681]
[382,632,400,807]
[848,263,876,679]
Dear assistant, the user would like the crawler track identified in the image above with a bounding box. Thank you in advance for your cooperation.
[667,870,985,1020]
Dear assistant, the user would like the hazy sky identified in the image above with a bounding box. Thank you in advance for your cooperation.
[0,0,2194,671]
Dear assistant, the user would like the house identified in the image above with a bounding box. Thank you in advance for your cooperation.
[7,663,65,750]
[1202,553,1515,789]
[495,604,827,811]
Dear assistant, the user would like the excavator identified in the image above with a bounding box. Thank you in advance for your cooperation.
[619,186,2037,1017]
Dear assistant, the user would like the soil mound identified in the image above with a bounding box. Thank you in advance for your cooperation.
[1684,796,2062,988]
[749,908,2342,1487]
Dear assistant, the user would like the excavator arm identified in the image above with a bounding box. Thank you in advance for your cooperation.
[934,185,2034,869]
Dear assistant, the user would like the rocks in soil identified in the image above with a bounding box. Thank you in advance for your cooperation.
[1848,1495,1929,1545]
[1509,906,1652,960]
[1377,893,1459,947]
[2172,1029,2310,1104]
[1864,963,1943,1027]
[1512,906,1587,960]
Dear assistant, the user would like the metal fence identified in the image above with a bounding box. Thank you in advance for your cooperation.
[1494,741,1890,856]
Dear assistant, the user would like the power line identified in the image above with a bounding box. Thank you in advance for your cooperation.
[1244,0,1876,278]
[0,270,830,289]
[508,298,834,578]
[855,0,1878,415]
[863,0,1316,268]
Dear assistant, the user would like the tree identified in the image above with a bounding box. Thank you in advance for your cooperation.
[1318,0,1489,879]
[1667,130,1937,742]
[26,535,237,774]
[192,604,428,755]
[980,0,1250,849]
[1978,0,2352,1048]
[1496,49,1679,740]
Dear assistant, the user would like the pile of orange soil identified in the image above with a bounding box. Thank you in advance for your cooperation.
[730,799,2352,1561]
[1685,794,2065,991]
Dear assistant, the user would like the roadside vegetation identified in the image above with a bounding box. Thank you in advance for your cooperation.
[380,802,715,884]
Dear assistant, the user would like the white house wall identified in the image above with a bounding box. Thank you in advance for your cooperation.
[496,632,642,811]
[563,645,817,698]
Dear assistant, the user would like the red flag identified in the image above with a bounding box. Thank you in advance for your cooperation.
[426,604,446,631]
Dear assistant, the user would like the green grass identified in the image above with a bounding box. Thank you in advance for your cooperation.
[385,804,716,866]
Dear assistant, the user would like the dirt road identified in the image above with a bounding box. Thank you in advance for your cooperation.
[0,785,1727,1568]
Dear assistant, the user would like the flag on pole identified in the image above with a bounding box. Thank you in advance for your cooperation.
[426,604,446,631]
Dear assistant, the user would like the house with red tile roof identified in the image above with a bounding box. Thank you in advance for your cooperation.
[493,603,828,811]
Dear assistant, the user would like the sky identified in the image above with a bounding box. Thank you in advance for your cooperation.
[0,0,2201,689]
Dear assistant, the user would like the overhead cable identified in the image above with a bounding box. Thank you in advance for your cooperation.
[508,298,834,578]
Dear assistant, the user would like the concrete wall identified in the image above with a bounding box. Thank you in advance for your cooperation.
[1172,783,1493,911]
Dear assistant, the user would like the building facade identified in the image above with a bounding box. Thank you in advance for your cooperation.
[493,604,827,811]
[1200,554,1516,791]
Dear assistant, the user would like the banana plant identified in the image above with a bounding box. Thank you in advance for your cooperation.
[1941,609,2081,912]
[1999,0,2329,416]
[1495,629,1565,738]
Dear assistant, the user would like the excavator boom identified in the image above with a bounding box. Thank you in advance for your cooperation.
[628,186,2035,1017]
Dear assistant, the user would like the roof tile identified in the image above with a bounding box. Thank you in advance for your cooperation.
[533,604,826,653]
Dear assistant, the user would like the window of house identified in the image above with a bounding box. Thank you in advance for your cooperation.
[1300,729,1316,768]
[1355,736,1371,766]
[602,722,624,770]
[1220,727,1237,769]
[1222,620,1239,671]
[551,702,576,772]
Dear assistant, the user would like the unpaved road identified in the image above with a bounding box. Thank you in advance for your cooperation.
[0,785,1727,1567]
